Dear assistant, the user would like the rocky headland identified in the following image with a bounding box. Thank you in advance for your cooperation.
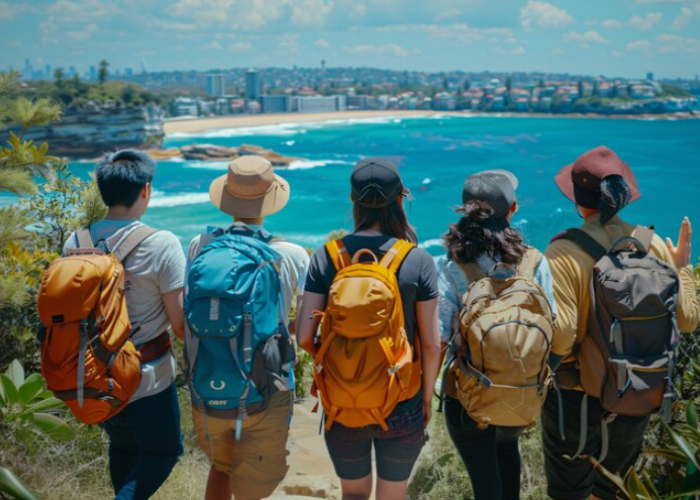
[150,143,301,167]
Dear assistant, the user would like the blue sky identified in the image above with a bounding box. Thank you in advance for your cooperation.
[1,0,699,78]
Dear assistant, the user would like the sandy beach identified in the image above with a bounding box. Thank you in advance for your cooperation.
[163,109,699,136]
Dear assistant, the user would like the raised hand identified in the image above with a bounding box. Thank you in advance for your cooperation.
[666,217,692,269]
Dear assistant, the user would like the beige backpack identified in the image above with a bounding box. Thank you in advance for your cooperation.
[454,249,555,428]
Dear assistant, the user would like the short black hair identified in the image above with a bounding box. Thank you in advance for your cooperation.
[95,149,156,207]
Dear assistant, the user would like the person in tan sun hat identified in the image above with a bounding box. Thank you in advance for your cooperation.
[185,155,309,500]
[209,155,290,218]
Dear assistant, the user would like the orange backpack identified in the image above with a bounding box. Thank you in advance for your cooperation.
[38,226,159,424]
[311,239,421,430]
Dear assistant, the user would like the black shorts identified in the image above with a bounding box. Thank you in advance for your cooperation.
[541,389,650,500]
[324,405,426,482]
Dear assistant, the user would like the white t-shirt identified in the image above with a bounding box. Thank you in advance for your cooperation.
[186,223,310,320]
[63,220,186,402]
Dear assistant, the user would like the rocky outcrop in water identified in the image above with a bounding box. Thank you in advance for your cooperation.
[150,143,300,167]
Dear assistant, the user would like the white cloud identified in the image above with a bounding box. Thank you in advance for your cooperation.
[377,23,513,45]
[315,38,330,48]
[520,1,574,29]
[0,0,34,19]
[657,33,700,53]
[345,44,412,57]
[433,9,461,22]
[201,41,223,50]
[564,30,609,44]
[627,12,663,30]
[601,19,623,28]
[291,0,334,26]
[229,42,252,51]
[626,39,653,56]
[349,3,367,19]
[510,46,527,55]
[635,0,685,4]
[672,6,694,29]
[41,0,116,45]
[277,34,303,53]
[550,48,564,55]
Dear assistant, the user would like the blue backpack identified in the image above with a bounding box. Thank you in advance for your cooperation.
[184,227,294,439]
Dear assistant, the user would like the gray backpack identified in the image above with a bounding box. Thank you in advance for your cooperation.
[554,227,680,459]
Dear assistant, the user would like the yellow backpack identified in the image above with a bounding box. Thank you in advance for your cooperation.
[312,239,421,430]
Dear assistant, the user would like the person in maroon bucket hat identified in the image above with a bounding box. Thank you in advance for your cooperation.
[541,146,700,500]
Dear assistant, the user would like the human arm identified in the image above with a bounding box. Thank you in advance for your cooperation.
[417,298,441,426]
[296,291,327,356]
[545,241,585,358]
[163,287,184,341]
[663,218,700,332]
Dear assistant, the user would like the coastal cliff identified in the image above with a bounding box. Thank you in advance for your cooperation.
[1,101,164,157]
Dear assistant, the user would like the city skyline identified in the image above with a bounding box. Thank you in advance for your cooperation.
[1,0,699,79]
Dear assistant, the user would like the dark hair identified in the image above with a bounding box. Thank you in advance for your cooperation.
[442,200,527,264]
[95,149,155,207]
[353,192,417,244]
[598,175,631,225]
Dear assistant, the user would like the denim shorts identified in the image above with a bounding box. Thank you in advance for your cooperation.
[324,405,426,482]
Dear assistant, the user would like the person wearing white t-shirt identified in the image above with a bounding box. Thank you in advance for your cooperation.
[63,150,185,500]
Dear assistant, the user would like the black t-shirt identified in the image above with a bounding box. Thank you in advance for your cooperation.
[305,234,439,415]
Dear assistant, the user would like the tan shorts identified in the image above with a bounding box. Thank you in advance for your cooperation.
[193,391,293,499]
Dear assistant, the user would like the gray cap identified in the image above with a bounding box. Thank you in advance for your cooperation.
[462,170,519,230]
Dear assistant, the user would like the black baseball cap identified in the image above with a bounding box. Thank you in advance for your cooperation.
[351,158,409,208]
[462,170,518,231]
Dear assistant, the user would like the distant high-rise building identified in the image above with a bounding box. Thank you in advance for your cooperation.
[69,65,77,77]
[45,64,52,81]
[206,74,226,97]
[125,67,134,77]
[321,59,326,72]
[646,72,654,81]
[246,69,262,101]
[89,65,97,81]
[140,60,148,74]
[23,58,33,80]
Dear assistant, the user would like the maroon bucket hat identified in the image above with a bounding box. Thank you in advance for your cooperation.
[554,146,641,209]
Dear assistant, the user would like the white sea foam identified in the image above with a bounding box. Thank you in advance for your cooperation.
[285,140,296,146]
[149,192,210,208]
[184,161,230,171]
[422,178,432,185]
[419,238,443,249]
[287,159,354,170]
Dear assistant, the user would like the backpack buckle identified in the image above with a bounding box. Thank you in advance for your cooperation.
[315,363,323,373]
[387,364,400,376]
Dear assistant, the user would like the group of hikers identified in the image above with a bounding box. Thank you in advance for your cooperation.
[35,144,699,500]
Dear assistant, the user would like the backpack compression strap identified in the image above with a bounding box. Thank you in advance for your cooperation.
[378,239,415,273]
[76,227,94,248]
[553,229,607,262]
[325,239,352,272]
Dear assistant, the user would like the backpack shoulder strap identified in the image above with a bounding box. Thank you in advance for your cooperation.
[457,261,486,284]
[75,227,94,249]
[325,239,352,272]
[517,247,543,278]
[379,239,415,273]
[113,226,159,262]
[553,228,607,262]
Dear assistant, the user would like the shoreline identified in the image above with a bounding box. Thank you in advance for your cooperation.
[163,109,699,135]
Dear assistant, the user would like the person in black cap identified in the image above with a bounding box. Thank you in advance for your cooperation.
[542,146,698,500]
[436,169,558,500]
[296,158,442,500]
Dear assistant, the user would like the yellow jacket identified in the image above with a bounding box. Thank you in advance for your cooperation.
[546,213,700,364]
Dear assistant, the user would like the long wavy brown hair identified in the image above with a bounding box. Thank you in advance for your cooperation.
[442,200,527,264]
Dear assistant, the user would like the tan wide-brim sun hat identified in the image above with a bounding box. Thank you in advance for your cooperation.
[209,156,290,218]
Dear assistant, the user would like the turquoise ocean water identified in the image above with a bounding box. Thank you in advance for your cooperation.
[57,115,700,255]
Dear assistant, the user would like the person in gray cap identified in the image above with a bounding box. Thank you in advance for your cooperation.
[436,169,558,500]
[297,158,442,500]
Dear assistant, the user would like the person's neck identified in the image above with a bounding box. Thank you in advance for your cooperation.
[354,223,382,235]
[106,206,142,221]
[234,217,264,227]
[579,207,599,220]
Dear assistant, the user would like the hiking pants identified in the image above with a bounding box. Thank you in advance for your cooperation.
[541,389,650,500]
[443,396,525,500]
[100,384,183,500]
